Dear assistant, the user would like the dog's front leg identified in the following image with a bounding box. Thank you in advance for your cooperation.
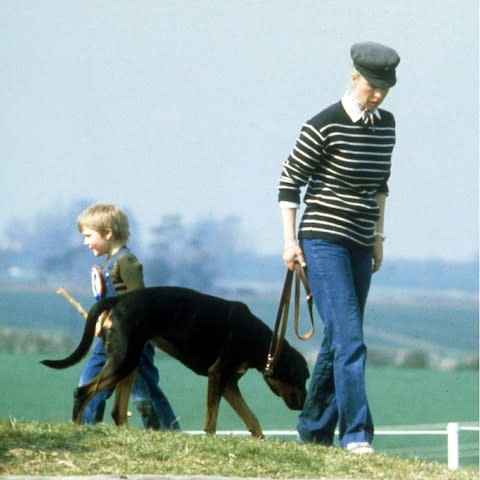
[223,380,264,439]
[111,368,137,426]
[205,358,223,435]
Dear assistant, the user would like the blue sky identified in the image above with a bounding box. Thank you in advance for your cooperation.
[0,0,478,261]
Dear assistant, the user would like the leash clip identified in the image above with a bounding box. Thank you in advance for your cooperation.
[264,354,274,377]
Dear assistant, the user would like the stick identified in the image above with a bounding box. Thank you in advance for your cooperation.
[56,288,88,320]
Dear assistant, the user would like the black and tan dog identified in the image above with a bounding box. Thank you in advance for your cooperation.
[42,286,309,437]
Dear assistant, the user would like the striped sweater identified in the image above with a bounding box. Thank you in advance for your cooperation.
[278,100,395,247]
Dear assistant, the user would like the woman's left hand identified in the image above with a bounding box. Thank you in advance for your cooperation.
[372,238,384,272]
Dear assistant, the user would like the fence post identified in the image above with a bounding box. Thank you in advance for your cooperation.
[447,422,459,470]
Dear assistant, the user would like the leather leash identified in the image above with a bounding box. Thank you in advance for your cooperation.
[264,261,315,377]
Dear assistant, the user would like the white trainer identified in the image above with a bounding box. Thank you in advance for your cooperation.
[345,441,375,454]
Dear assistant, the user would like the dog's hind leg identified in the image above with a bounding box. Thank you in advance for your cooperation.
[111,368,137,426]
[72,361,132,424]
[73,384,95,423]
[205,357,223,435]
[72,376,116,424]
[223,379,264,439]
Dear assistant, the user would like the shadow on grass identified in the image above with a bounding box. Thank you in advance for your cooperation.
[0,419,95,460]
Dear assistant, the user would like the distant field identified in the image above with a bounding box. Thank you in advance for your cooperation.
[1,290,477,366]
[1,352,478,467]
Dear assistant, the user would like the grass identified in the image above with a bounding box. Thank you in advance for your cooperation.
[0,421,477,479]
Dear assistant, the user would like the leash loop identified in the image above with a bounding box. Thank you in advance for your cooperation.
[264,262,315,377]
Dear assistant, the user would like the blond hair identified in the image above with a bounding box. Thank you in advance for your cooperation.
[77,202,130,243]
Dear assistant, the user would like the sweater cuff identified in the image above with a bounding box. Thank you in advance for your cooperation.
[279,200,300,209]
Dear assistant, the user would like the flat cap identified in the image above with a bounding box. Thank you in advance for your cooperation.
[351,41,400,88]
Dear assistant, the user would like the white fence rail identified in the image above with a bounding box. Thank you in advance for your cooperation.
[186,422,479,470]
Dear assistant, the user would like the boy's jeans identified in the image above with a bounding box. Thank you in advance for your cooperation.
[79,340,180,430]
[297,238,374,448]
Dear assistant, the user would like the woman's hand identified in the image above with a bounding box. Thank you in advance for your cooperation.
[283,240,306,270]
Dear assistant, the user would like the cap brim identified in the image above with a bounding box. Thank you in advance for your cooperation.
[356,65,396,88]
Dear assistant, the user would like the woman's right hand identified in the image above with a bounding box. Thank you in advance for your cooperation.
[283,241,306,270]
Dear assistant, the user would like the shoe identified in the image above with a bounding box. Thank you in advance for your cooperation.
[135,400,161,430]
[345,441,374,454]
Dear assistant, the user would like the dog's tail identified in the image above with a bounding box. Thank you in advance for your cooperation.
[40,296,119,369]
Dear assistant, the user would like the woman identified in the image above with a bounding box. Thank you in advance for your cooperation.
[278,41,400,454]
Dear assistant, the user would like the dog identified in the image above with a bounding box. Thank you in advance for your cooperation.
[42,286,310,437]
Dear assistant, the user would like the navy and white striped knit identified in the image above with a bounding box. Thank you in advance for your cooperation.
[278,100,395,247]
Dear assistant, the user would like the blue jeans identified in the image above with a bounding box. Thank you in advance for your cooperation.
[297,238,374,448]
[79,339,180,430]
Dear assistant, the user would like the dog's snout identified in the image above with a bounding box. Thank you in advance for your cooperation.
[287,390,306,410]
[264,376,307,410]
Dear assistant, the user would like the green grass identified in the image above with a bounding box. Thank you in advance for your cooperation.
[0,421,477,479]
[0,353,478,469]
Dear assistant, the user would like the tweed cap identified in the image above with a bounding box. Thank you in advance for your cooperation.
[351,41,400,88]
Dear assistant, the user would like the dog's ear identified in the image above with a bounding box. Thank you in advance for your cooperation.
[95,310,113,337]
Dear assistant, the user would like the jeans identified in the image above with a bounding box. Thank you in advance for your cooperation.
[79,339,180,430]
[297,238,374,448]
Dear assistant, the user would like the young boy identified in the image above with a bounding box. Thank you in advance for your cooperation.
[76,202,180,430]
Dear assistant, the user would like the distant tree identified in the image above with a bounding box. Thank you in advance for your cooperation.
[0,200,90,284]
[1,200,97,286]
[145,214,183,285]
[400,349,430,369]
[144,214,245,291]
[1,202,248,292]
[3,199,91,268]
